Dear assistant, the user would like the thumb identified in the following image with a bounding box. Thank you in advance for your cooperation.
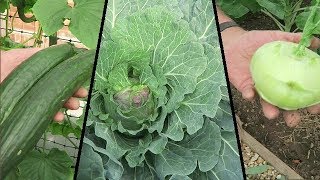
[272,31,302,44]
[241,84,255,101]
[272,31,320,50]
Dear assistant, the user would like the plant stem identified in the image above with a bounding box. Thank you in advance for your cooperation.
[66,136,78,148]
[65,109,73,127]
[292,27,299,33]
[294,7,320,13]
[9,10,18,34]
[21,34,36,44]
[5,1,10,37]
[33,26,43,47]
[285,0,303,32]
[42,132,47,152]
[261,9,285,31]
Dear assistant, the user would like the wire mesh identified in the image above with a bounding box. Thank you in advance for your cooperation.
[1,7,87,165]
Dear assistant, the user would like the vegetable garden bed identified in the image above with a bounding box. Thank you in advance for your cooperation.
[233,84,320,179]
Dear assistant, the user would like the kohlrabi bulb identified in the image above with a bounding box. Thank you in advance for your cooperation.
[250,41,320,110]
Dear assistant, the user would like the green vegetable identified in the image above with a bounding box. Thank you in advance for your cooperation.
[0,49,95,178]
[0,44,77,126]
[77,0,243,179]
[251,0,320,110]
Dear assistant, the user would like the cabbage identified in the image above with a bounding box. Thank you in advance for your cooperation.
[76,0,244,179]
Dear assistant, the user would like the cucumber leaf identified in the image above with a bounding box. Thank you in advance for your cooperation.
[32,0,104,48]
[17,149,73,180]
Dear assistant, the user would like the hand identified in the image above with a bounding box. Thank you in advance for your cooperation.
[222,28,320,127]
[1,48,88,122]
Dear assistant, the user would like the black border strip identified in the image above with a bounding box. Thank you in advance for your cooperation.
[212,1,247,179]
[73,0,109,179]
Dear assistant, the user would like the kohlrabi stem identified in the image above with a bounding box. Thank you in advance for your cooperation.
[294,7,320,13]
[261,9,285,31]
[286,0,303,32]
[296,0,320,56]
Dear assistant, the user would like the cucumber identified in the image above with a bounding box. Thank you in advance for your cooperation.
[0,49,96,178]
[0,44,77,125]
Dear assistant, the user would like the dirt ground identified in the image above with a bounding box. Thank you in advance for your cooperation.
[232,11,320,179]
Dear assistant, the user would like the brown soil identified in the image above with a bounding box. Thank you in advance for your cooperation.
[232,11,320,179]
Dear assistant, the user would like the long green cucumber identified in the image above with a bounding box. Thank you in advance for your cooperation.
[0,44,77,125]
[0,49,95,178]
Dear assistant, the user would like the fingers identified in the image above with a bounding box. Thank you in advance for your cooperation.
[53,112,65,122]
[64,97,80,110]
[241,85,255,101]
[73,87,88,98]
[310,37,320,50]
[307,104,320,114]
[260,99,280,120]
[272,31,302,44]
[271,31,320,50]
[52,88,87,123]
[283,111,301,127]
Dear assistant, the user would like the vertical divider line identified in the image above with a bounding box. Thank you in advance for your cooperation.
[211,1,247,179]
[73,0,109,178]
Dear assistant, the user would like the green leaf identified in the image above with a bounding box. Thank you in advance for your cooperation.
[155,142,197,178]
[239,0,261,12]
[213,100,235,132]
[256,0,286,19]
[169,175,192,180]
[209,131,243,179]
[295,10,320,34]
[216,0,250,18]
[48,121,82,138]
[179,120,221,172]
[32,0,70,35]
[67,0,104,48]
[147,135,168,154]
[77,144,106,180]
[246,164,271,175]
[3,168,21,180]
[0,0,8,13]
[18,149,73,180]
[32,0,104,48]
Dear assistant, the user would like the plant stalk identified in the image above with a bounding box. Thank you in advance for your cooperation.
[261,9,285,31]
[5,1,10,37]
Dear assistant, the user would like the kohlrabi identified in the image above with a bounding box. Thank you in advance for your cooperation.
[251,0,320,110]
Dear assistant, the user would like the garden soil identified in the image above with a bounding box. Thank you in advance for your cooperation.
[231,11,320,179]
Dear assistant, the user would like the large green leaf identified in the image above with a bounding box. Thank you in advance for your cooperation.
[77,144,106,180]
[32,0,104,48]
[256,0,286,19]
[296,10,320,34]
[209,131,243,179]
[216,0,250,18]
[0,0,8,13]
[17,149,73,180]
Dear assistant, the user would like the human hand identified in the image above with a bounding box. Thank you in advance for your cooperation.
[0,48,88,122]
[222,29,320,127]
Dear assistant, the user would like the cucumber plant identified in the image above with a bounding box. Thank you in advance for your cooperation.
[0,0,104,50]
[0,46,96,179]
